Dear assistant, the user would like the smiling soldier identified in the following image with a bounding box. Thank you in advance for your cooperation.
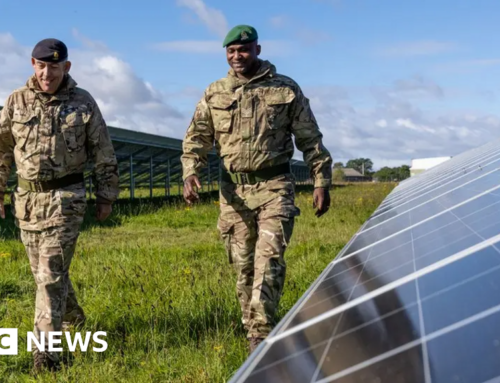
[181,25,333,353]
[0,38,119,372]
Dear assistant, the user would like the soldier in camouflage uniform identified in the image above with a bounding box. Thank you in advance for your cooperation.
[0,38,119,372]
[181,25,332,352]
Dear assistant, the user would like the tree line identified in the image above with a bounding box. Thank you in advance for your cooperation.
[332,158,410,182]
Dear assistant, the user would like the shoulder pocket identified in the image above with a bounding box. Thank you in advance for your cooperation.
[208,94,236,133]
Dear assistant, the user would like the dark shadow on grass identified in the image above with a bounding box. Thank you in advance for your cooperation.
[0,280,23,300]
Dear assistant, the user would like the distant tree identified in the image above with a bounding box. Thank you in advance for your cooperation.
[346,158,373,174]
[332,167,346,182]
[400,165,410,179]
[333,162,344,168]
[374,165,411,182]
[374,167,396,182]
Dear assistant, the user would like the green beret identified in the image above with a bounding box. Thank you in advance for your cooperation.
[32,38,68,63]
[223,25,258,48]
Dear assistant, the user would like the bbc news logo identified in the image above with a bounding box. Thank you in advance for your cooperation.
[0,329,18,355]
[0,328,107,355]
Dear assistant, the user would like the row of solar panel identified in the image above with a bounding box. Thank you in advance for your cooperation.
[230,137,500,382]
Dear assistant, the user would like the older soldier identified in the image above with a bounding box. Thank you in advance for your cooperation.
[0,38,119,372]
[181,25,332,352]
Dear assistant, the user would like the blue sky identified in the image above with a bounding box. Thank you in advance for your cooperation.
[1,0,500,169]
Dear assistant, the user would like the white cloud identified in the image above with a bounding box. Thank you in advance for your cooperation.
[3,32,498,171]
[0,33,32,102]
[176,0,228,38]
[303,80,500,169]
[377,40,457,57]
[0,32,186,138]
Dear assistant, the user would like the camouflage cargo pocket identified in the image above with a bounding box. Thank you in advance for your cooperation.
[60,111,88,153]
[59,189,87,218]
[208,94,236,133]
[217,217,235,264]
[262,87,295,130]
[11,189,30,221]
[11,110,38,152]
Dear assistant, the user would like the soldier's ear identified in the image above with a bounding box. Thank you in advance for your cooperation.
[64,60,72,73]
[256,44,261,56]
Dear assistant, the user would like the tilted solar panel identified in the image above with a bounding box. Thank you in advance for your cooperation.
[229,137,500,383]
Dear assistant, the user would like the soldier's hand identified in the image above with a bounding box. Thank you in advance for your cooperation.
[0,195,4,219]
[183,175,201,205]
[313,187,330,218]
[96,203,112,221]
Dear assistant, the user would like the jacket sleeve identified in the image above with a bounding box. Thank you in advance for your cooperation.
[181,92,214,180]
[0,99,15,196]
[86,99,120,203]
[290,86,332,188]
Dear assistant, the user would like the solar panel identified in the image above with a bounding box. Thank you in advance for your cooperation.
[229,137,500,383]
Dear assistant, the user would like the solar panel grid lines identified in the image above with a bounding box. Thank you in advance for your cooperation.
[271,208,391,336]
[376,147,500,212]
[233,238,500,382]
[264,232,500,347]
[315,302,500,383]
[270,261,338,336]
[308,243,378,383]
[229,139,500,383]
[239,242,500,382]
[358,163,500,234]
[380,143,500,206]
[386,140,500,195]
[336,183,500,264]
[410,229,432,383]
[249,253,500,382]
[295,199,500,317]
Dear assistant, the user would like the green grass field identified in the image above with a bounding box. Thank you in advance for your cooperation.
[0,183,394,382]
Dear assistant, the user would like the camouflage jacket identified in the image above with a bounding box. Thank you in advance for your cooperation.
[0,75,119,229]
[181,60,332,188]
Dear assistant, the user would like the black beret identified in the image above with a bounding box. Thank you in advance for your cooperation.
[32,38,68,63]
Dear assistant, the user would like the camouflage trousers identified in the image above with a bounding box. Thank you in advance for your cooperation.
[20,223,85,362]
[218,175,300,339]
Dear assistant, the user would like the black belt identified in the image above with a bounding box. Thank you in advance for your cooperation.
[18,173,85,192]
[221,163,291,185]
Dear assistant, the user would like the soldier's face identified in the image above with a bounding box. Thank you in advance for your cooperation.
[226,42,261,75]
[31,59,71,94]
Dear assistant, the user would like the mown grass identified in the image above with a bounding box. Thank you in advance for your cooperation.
[0,183,395,382]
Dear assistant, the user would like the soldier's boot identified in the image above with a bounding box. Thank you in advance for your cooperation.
[248,337,265,354]
[33,350,60,374]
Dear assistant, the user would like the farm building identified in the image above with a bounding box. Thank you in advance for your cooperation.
[340,168,372,182]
